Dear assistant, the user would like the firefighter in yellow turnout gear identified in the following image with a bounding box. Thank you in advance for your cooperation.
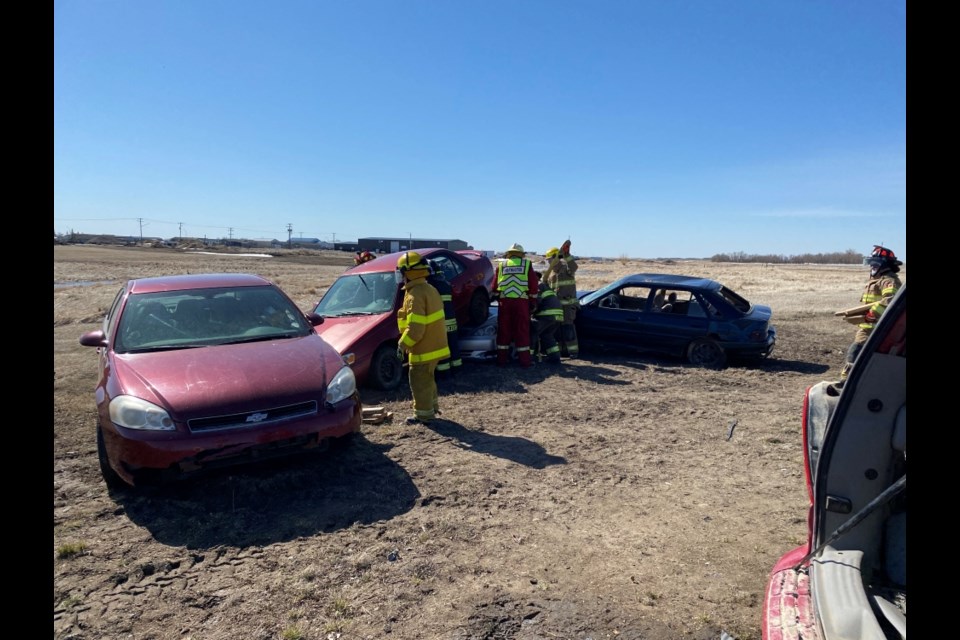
[396,252,450,425]
[543,240,579,358]
[838,245,903,384]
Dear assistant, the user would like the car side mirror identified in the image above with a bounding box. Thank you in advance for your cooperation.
[305,312,325,327]
[79,330,107,347]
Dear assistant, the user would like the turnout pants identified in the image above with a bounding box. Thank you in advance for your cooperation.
[409,360,440,422]
[497,298,533,366]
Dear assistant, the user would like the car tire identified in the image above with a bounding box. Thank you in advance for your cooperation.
[467,289,490,327]
[687,338,727,368]
[97,424,126,490]
[369,344,404,391]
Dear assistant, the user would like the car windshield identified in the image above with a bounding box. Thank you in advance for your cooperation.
[314,272,398,317]
[115,285,311,353]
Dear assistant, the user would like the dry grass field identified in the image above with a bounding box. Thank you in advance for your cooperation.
[53,244,900,640]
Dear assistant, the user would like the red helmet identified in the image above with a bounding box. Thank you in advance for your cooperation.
[354,250,375,265]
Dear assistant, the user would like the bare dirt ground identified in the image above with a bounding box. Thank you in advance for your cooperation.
[53,244,897,640]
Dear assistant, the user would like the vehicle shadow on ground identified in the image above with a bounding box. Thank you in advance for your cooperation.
[439,360,634,391]
[752,358,831,374]
[584,348,831,375]
[110,435,418,550]
[425,419,568,469]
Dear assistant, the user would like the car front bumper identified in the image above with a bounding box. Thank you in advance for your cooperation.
[101,395,362,485]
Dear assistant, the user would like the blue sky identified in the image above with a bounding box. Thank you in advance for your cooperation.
[54,0,906,261]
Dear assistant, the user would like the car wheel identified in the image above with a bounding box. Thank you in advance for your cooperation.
[369,344,404,391]
[97,424,126,490]
[467,289,490,327]
[687,338,727,368]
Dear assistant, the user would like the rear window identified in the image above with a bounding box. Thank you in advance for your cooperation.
[717,286,751,313]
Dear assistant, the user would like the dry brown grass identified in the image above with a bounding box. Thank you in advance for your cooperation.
[53,244,903,640]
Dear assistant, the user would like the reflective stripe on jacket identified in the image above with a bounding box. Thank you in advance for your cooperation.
[496,257,534,299]
[857,274,903,330]
[397,278,451,363]
[535,285,564,319]
[546,255,578,303]
[428,274,458,332]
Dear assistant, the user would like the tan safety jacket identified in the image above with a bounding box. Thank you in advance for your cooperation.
[546,255,578,306]
[397,278,451,364]
[857,274,903,330]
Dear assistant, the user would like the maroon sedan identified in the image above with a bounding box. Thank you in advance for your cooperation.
[313,248,495,390]
[79,273,362,488]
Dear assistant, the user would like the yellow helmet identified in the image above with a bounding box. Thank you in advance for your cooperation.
[504,243,525,256]
[397,251,428,274]
[545,247,560,259]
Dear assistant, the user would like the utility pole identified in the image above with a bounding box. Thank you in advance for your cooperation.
[287,223,293,249]
[178,222,183,243]
[138,218,144,246]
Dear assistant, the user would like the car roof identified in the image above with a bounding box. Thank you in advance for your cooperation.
[614,273,721,291]
[126,273,273,294]
[347,248,450,275]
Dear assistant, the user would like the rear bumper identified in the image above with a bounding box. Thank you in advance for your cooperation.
[762,546,821,640]
[728,328,776,359]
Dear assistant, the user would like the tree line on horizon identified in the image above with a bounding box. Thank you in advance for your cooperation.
[709,249,866,264]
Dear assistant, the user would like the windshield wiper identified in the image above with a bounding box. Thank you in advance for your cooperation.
[124,344,205,354]
[222,333,298,345]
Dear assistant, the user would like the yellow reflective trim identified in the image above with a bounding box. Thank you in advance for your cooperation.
[401,334,417,347]
[409,346,451,362]
[408,309,446,324]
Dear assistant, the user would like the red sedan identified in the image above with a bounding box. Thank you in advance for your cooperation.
[312,248,495,390]
[79,273,362,488]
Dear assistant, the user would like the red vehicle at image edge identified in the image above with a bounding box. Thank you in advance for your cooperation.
[761,284,906,640]
[312,248,495,391]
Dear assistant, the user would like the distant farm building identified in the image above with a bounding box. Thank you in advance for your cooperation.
[354,237,471,254]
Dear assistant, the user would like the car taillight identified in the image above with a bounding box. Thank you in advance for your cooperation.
[749,329,766,341]
[800,386,814,504]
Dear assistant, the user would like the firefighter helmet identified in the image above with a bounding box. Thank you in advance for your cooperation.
[504,243,525,256]
[397,251,428,275]
[545,247,560,259]
[865,245,902,276]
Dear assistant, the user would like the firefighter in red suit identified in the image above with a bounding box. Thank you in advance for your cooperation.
[493,243,538,368]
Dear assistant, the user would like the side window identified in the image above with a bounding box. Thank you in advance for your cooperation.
[600,286,652,310]
[434,255,463,282]
[620,286,652,310]
[687,295,707,318]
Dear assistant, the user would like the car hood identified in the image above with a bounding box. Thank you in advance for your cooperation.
[315,313,395,354]
[113,336,344,415]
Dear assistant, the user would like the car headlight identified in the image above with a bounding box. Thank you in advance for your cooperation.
[108,395,176,431]
[326,365,357,405]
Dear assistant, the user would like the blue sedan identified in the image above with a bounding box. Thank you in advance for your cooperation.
[575,274,776,367]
